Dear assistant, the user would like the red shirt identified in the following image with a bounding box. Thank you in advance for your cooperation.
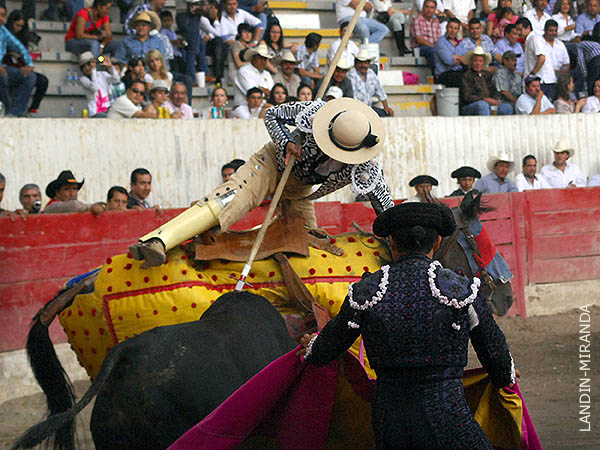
[65,8,109,42]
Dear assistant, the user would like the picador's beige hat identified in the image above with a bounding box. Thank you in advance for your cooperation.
[552,140,575,157]
[313,98,385,164]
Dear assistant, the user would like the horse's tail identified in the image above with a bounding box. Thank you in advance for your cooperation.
[12,339,126,450]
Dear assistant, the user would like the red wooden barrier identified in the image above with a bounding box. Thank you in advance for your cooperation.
[2,188,599,352]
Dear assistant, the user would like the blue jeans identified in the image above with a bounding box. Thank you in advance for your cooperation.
[0,65,36,117]
[184,34,209,78]
[65,39,119,58]
[418,45,436,73]
[341,16,389,43]
[461,100,513,115]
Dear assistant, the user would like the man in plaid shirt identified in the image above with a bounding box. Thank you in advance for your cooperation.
[410,0,442,72]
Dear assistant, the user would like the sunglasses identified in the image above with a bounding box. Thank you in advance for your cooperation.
[131,88,145,94]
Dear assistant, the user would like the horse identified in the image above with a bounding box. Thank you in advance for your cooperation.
[14,193,513,449]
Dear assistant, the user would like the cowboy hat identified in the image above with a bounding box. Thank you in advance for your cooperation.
[336,57,352,70]
[275,50,299,65]
[313,98,385,165]
[354,49,373,62]
[552,140,575,157]
[45,170,84,198]
[133,11,152,24]
[78,51,95,66]
[244,44,273,61]
[465,46,492,66]
[150,79,170,92]
[487,154,515,172]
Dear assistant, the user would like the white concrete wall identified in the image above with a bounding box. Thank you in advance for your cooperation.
[2,116,599,211]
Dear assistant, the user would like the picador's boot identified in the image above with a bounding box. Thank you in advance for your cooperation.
[129,190,236,266]
[394,28,411,56]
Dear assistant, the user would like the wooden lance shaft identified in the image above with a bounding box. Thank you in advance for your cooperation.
[235,0,368,291]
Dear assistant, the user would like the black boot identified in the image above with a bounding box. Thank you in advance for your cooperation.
[394,28,411,57]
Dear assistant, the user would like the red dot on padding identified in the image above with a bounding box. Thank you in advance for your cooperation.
[144,276,150,283]
[321,253,327,258]
[67,310,72,316]
[124,336,129,340]
[329,238,336,244]
[106,346,112,352]
[153,310,158,315]
[91,348,97,354]
[373,251,380,256]
[356,251,363,257]
[124,263,132,270]
[250,273,256,278]
[348,237,356,242]
[211,275,218,281]
[84,329,89,336]
[197,274,203,279]
[191,303,197,308]
[127,252,132,258]
[210,300,215,304]
[107,268,113,273]
[363,266,369,272]
[136,313,140,318]
[367,238,375,244]
[126,281,132,287]
[269,271,275,277]
[91,308,97,316]
[107,286,112,292]
[162,275,168,281]
[106,257,112,264]
[118,316,123,321]
[182,270,187,275]
[346,266,352,272]
[329,300,335,305]
[181,255,187,260]
[99,328,105,335]
[328,268,333,273]
[71,330,76,336]
[78,310,83,316]
[309,268,316,275]
[172,306,178,312]
[230,273,236,278]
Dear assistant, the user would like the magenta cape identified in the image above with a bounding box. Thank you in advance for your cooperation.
[167,347,542,450]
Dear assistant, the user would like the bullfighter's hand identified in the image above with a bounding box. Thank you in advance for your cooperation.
[285,141,301,165]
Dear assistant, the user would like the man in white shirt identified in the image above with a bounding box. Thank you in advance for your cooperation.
[233,86,267,118]
[220,0,262,44]
[540,19,570,101]
[327,21,360,65]
[516,75,556,114]
[524,0,552,35]
[336,0,389,43]
[444,0,476,33]
[233,43,274,106]
[519,17,551,82]
[515,155,552,191]
[166,82,194,119]
[540,141,587,188]
[107,81,157,119]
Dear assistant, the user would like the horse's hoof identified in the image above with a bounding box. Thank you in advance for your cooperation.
[129,243,145,261]
[140,239,166,266]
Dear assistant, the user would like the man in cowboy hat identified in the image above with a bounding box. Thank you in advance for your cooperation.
[234,43,274,106]
[405,175,439,203]
[43,170,105,215]
[460,46,512,115]
[125,0,167,35]
[449,166,481,196]
[273,50,301,99]
[115,11,167,65]
[347,49,394,117]
[540,141,587,188]
[314,57,354,99]
[130,97,394,266]
[475,154,518,194]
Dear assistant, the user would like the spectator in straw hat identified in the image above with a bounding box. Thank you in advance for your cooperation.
[233,43,274,106]
[540,141,587,188]
[314,57,354,99]
[348,49,394,116]
[460,46,513,115]
[115,11,167,65]
[273,50,301,100]
[449,166,481,196]
[475,154,518,193]
[405,175,439,202]
[143,79,170,116]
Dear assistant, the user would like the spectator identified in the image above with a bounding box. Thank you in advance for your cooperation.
[0,3,36,117]
[43,170,104,215]
[405,175,438,202]
[540,141,587,187]
[463,18,501,66]
[18,183,42,214]
[494,24,525,74]
[201,85,229,118]
[233,43,274,106]
[575,23,600,95]
[324,86,344,101]
[486,0,518,40]
[0,173,8,216]
[64,0,118,58]
[348,49,394,116]
[444,0,476,33]
[143,79,170,116]
[297,83,313,101]
[144,49,172,91]
[296,32,323,87]
[160,10,185,74]
[177,0,212,83]
[228,23,254,84]
[79,51,120,117]
[449,166,481,196]
[475,154,519,193]
[314,57,354,99]
[554,72,587,111]
[460,46,512,115]
[4,10,47,116]
[107,80,157,118]
[525,0,552,35]
[115,12,166,66]
[515,155,553,190]
[576,0,600,36]
[262,22,296,73]
[122,55,147,90]
[433,18,467,87]
[166,81,194,119]
[198,0,227,85]
[540,19,570,101]
[493,50,523,109]
[125,0,166,35]
[516,74,556,113]
[106,186,129,211]
[410,0,442,72]
[327,21,360,65]
[588,173,600,185]
[371,0,411,55]
[146,10,176,72]
[267,82,288,106]
[552,0,578,42]
[220,0,263,44]
[128,168,156,209]
[233,86,268,118]
[221,159,246,182]
[582,77,600,111]
[520,17,556,99]
[335,0,389,44]
[237,0,268,38]
[273,50,301,97]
